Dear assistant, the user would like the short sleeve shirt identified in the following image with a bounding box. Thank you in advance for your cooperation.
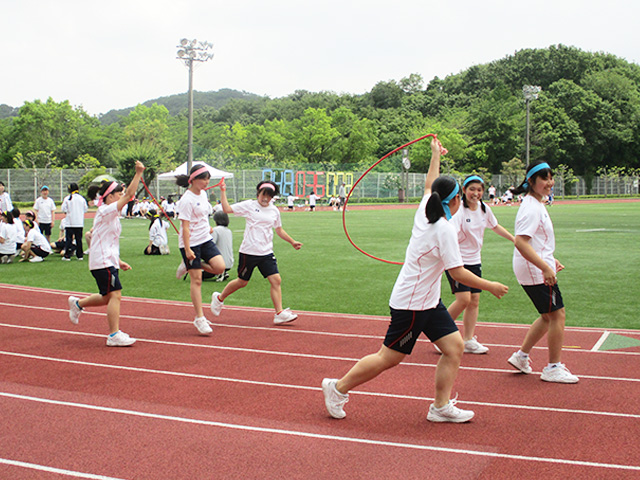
[178,190,213,248]
[34,197,56,223]
[232,199,282,256]
[89,202,121,270]
[450,205,498,264]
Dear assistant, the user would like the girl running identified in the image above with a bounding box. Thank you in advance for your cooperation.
[322,138,509,423]
[174,165,226,335]
[444,175,514,354]
[507,162,578,383]
[67,162,145,347]
[211,180,302,325]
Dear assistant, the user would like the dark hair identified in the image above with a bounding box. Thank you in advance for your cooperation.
[168,195,174,204]
[0,181,5,187]
[87,181,124,205]
[24,218,34,229]
[511,161,553,196]
[213,210,229,227]
[426,176,460,224]
[67,182,79,201]
[11,207,20,218]
[462,175,487,214]
[176,165,211,188]
[147,208,161,230]
[1,210,14,223]
[256,180,279,197]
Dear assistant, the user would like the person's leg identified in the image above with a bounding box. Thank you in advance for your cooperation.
[520,315,549,353]
[64,228,74,259]
[336,345,405,394]
[545,308,566,364]
[461,293,481,341]
[203,255,225,276]
[219,278,248,302]
[433,331,464,407]
[105,291,122,334]
[75,228,84,258]
[447,291,470,321]
[188,269,205,318]
[78,293,109,309]
[267,273,283,313]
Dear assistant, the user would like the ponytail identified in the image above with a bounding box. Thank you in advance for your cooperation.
[426,176,460,224]
[176,165,211,188]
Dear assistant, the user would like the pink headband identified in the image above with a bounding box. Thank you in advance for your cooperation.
[96,182,118,206]
[259,183,275,192]
[188,166,209,184]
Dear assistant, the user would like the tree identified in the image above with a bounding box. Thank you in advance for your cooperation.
[501,157,525,188]
[555,164,579,198]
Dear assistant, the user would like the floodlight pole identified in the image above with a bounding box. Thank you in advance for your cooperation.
[523,85,541,167]
[177,38,214,173]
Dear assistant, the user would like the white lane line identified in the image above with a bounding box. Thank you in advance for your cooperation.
[2,350,639,419]
[0,458,126,480]
[2,392,639,472]
[591,331,611,352]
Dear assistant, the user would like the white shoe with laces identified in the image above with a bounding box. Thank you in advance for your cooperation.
[541,364,579,383]
[464,337,489,354]
[29,256,44,263]
[210,292,224,316]
[508,351,533,374]
[322,378,348,419]
[427,396,474,423]
[68,296,82,325]
[194,316,213,334]
[274,308,297,325]
[106,330,136,347]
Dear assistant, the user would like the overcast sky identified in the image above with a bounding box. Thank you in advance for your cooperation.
[2,0,639,116]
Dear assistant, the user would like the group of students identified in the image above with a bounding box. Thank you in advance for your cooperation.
[322,137,578,424]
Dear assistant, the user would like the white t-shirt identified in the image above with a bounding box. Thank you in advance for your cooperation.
[450,204,498,265]
[513,195,556,285]
[212,225,234,268]
[149,219,169,247]
[61,193,88,228]
[89,202,122,270]
[0,222,17,254]
[33,197,56,223]
[0,192,13,213]
[389,194,463,311]
[309,194,319,206]
[178,190,213,248]
[27,228,52,253]
[13,218,25,243]
[232,199,282,256]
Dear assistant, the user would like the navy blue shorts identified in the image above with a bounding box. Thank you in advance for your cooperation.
[39,223,52,236]
[237,252,279,281]
[31,246,50,259]
[445,264,482,294]
[522,283,564,314]
[384,301,459,354]
[180,240,222,271]
[91,266,122,296]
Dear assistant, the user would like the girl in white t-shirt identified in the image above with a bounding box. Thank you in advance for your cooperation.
[144,209,170,255]
[507,162,578,384]
[321,138,509,423]
[211,180,302,325]
[0,210,17,263]
[174,165,226,335]
[21,219,52,262]
[67,161,146,347]
[444,175,514,354]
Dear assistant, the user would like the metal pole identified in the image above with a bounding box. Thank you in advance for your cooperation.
[525,99,531,167]
[187,58,194,173]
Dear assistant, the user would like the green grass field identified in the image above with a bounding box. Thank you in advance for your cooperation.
[2,202,639,329]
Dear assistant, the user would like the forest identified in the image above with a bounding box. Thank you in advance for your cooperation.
[1,44,639,188]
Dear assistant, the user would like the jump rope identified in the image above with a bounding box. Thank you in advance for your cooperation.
[342,133,447,265]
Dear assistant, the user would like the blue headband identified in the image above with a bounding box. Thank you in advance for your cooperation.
[463,175,484,187]
[523,162,551,189]
[441,182,460,220]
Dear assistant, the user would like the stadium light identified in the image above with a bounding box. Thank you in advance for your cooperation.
[523,85,541,167]
[177,38,214,172]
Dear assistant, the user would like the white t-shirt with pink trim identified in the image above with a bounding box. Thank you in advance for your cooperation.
[450,204,498,264]
[512,194,556,285]
[89,202,121,270]
[232,199,282,256]
[177,190,213,249]
[389,194,463,311]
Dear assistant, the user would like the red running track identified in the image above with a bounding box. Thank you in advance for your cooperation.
[1,283,639,479]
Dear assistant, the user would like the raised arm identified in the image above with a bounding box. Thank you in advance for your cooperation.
[219,179,233,214]
[424,137,443,195]
[117,161,145,212]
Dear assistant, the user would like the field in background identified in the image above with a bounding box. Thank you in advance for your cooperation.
[1,201,638,330]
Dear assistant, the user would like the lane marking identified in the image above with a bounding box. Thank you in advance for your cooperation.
[2,350,639,419]
[2,392,639,472]
[592,331,611,352]
[0,458,125,480]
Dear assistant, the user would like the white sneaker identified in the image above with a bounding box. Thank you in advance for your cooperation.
[61,257,71,262]
[29,256,44,263]
[106,331,136,347]
[508,352,532,374]
[68,296,82,325]
[541,364,579,384]
[427,398,474,423]
[194,316,213,334]
[274,308,297,325]
[176,261,188,279]
[210,292,224,316]
[322,378,348,419]
[464,337,489,354]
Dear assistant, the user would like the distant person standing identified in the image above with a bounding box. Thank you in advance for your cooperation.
[33,185,57,242]
[0,181,13,213]
[338,182,347,211]
[61,182,88,261]
[308,191,321,211]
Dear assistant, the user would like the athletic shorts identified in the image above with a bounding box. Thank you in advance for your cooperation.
[237,252,279,281]
[91,266,122,296]
[384,301,459,354]
[445,264,482,294]
[31,246,50,259]
[521,283,564,314]
[180,240,222,271]
[39,223,52,236]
